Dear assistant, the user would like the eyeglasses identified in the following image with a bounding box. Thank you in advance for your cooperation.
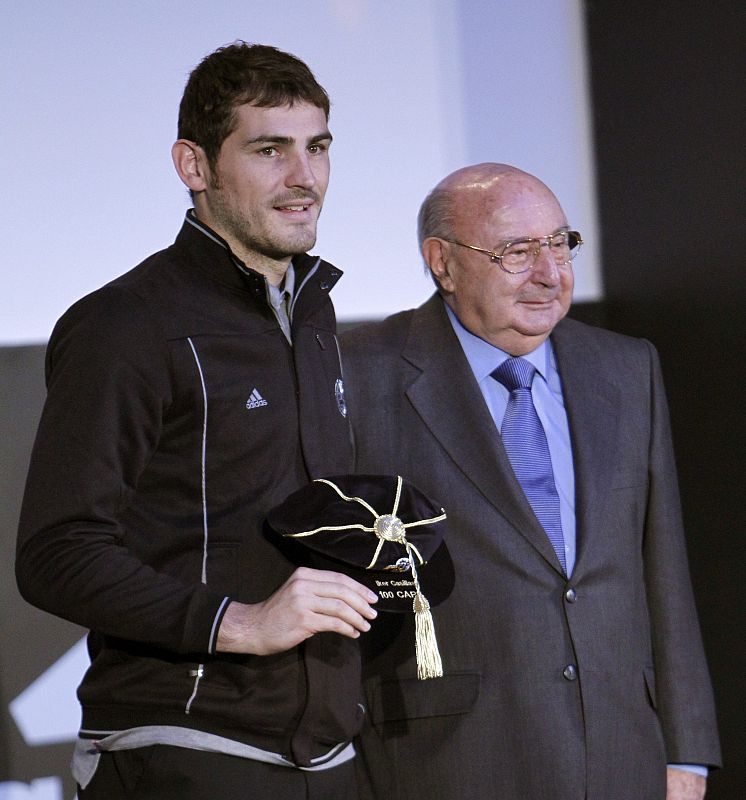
[443,230,583,275]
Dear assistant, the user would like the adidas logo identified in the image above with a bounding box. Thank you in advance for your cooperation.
[246,389,268,409]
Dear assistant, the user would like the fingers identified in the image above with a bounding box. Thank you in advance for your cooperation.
[283,566,378,632]
[293,566,378,612]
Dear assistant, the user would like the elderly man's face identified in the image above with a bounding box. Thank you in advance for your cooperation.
[435,173,573,355]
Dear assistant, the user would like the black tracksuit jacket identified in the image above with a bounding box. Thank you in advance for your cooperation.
[16,217,360,765]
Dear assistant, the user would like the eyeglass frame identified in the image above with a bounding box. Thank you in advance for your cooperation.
[441,229,583,275]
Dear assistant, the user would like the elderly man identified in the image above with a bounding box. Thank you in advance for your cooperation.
[341,164,720,800]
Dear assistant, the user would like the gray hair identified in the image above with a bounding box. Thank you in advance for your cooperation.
[417,184,457,279]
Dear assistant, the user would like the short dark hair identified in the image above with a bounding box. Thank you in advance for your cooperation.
[178,41,330,168]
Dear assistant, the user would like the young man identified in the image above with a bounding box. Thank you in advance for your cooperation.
[16,42,377,799]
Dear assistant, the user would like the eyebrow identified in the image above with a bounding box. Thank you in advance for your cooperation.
[243,131,333,146]
[499,225,570,244]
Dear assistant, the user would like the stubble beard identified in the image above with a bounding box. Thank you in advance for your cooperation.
[208,175,321,263]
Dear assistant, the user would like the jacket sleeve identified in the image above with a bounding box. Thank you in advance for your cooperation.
[15,287,230,655]
[642,340,722,767]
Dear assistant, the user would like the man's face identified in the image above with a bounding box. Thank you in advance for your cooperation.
[197,101,331,275]
[438,174,574,355]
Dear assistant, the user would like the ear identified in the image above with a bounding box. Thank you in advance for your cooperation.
[171,139,210,193]
[422,237,455,293]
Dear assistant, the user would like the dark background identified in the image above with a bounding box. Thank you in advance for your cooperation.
[584,1,746,795]
[1,1,744,796]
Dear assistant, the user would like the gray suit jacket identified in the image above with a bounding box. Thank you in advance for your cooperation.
[341,294,720,800]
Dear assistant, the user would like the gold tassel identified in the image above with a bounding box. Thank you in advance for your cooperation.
[414,591,443,679]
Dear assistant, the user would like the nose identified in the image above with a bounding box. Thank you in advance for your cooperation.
[530,241,562,286]
[285,152,316,189]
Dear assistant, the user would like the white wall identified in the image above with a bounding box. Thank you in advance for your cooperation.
[2,0,601,345]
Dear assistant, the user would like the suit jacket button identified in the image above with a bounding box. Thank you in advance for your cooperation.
[563,664,578,681]
[565,588,577,603]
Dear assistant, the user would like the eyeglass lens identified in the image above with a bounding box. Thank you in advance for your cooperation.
[500,231,581,271]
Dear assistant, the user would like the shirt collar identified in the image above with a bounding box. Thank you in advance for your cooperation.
[267,263,296,310]
[444,301,553,382]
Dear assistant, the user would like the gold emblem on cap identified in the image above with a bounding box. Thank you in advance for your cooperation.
[374,514,406,543]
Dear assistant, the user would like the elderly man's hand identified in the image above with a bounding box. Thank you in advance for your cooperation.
[666,767,706,800]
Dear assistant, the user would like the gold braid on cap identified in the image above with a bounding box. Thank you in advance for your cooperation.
[284,476,446,572]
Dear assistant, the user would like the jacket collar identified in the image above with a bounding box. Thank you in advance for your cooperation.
[400,295,560,570]
[550,319,621,576]
[172,212,343,315]
[400,296,621,577]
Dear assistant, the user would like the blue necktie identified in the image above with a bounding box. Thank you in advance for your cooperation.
[491,357,567,573]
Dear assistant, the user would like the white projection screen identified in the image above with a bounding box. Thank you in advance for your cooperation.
[2,0,602,345]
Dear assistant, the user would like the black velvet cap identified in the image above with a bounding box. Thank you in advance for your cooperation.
[266,474,454,612]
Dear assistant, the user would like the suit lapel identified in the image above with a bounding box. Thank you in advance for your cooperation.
[551,320,622,576]
[403,296,563,572]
